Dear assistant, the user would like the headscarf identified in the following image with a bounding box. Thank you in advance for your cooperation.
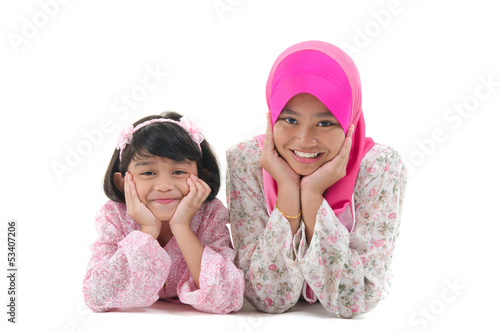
[255,40,375,231]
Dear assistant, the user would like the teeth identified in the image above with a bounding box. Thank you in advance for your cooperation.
[293,150,321,158]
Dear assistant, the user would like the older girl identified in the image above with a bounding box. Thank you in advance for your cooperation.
[226,41,407,317]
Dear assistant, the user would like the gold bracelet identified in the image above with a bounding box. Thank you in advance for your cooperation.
[274,202,301,219]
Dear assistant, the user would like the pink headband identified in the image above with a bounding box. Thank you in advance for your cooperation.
[116,117,204,161]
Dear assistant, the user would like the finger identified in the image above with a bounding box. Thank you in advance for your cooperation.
[263,112,275,152]
[338,125,354,161]
[190,175,208,202]
[187,176,196,192]
[346,124,355,140]
[194,176,211,201]
[126,173,142,205]
[123,172,131,202]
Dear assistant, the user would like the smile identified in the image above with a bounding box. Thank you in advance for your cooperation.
[153,199,177,204]
[290,149,324,164]
[292,150,321,158]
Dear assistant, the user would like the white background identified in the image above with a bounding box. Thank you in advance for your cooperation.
[1,1,499,330]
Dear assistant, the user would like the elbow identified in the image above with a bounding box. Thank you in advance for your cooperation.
[250,298,295,314]
[82,282,109,313]
[244,288,295,314]
[211,279,245,314]
[336,297,381,319]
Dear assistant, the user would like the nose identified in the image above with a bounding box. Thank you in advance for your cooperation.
[154,176,174,192]
[295,125,317,147]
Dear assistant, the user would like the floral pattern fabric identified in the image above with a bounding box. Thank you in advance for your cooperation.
[226,138,407,318]
[82,198,244,314]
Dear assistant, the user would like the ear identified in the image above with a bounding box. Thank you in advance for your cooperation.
[113,172,125,192]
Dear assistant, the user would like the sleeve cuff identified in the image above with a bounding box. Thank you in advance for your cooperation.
[177,246,244,314]
[297,199,350,261]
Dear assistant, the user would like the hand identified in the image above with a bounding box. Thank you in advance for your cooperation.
[259,112,300,189]
[124,172,162,239]
[260,113,301,235]
[169,175,211,233]
[300,125,354,195]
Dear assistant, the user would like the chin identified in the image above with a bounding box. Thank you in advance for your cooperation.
[151,210,174,222]
[291,165,320,176]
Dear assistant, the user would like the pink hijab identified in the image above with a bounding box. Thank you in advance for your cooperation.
[255,40,375,231]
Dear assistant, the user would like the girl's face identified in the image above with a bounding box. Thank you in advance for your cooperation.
[273,93,346,176]
[127,155,198,221]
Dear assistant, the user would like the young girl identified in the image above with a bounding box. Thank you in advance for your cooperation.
[226,41,407,317]
[83,112,244,314]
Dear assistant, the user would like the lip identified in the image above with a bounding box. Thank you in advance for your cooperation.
[290,149,324,164]
[153,198,177,204]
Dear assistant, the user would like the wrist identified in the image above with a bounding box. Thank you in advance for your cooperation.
[300,180,327,197]
[140,224,161,239]
[301,190,324,208]
[277,178,300,192]
[170,223,192,236]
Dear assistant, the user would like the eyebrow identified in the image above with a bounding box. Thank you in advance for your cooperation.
[133,160,154,168]
[133,158,192,168]
[281,108,337,119]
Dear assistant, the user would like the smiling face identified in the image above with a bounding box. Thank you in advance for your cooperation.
[273,93,346,176]
[126,155,198,221]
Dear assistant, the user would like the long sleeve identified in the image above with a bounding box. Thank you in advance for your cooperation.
[82,201,171,312]
[226,139,305,313]
[176,199,244,314]
[297,144,407,317]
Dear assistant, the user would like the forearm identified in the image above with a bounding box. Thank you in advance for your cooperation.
[300,189,323,244]
[172,225,204,288]
[235,210,304,312]
[83,231,170,311]
[276,182,301,235]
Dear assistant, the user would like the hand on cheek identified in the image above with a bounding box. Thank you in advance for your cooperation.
[300,125,354,195]
[259,112,301,189]
[169,175,211,232]
[124,172,162,239]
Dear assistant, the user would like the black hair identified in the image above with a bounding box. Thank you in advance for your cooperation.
[103,111,220,202]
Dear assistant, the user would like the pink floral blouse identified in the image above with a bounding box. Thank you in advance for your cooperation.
[82,198,244,314]
[226,138,407,318]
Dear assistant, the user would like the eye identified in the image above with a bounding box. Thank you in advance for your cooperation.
[317,121,335,127]
[282,117,298,125]
[140,171,156,176]
[172,170,188,176]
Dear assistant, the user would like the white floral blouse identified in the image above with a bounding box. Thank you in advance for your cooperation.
[226,138,407,318]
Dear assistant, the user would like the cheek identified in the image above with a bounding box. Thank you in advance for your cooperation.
[272,125,289,153]
[177,179,191,196]
[325,131,346,158]
[133,180,148,201]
